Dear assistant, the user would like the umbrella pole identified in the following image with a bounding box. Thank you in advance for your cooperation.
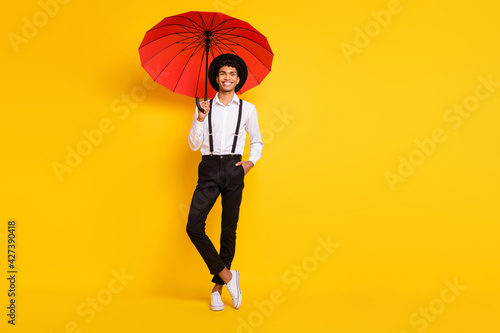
[196,31,212,112]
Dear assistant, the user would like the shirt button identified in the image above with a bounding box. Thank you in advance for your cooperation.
[220,156,223,159]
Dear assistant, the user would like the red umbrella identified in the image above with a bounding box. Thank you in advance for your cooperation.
[138,11,273,107]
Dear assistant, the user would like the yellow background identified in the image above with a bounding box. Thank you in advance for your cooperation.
[1,0,499,332]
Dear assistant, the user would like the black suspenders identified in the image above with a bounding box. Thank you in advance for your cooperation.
[207,98,243,155]
[208,99,214,154]
[232,100,243,154]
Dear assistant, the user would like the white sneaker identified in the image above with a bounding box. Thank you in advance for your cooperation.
[210,291,225,311]
[225,270,242,309]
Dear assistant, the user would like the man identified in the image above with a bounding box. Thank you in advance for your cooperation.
[186,54,263,311]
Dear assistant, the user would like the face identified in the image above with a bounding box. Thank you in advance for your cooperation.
[216,66,240,92]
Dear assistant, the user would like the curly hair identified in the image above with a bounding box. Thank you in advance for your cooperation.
[215,58,242,77]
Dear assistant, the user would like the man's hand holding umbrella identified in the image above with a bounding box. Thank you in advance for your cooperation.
[196,100,210,122]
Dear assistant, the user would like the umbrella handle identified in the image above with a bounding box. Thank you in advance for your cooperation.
[195,97,208,113]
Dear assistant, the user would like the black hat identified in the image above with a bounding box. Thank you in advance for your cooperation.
[209,53,248,93]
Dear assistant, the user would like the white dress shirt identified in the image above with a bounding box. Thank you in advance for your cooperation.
[188,93,263,165]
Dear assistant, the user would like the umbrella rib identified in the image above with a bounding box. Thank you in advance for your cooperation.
[215,26,267,38]
[214,27,267,39]
[195,45,209,98]
[195,11,209,32]
[211,42,225,55]
[207,12,217,32]
[218,41,271,74]
[147,22,202,34]
[141,37,202,65]
[153,41,203,81]
[139,33,202,53]
[174,24,205,40]
[209,18,241,35]
[144,29,199,39]
[209,45,217,59]
[212,33,274,54]
[139,27,204,49]
[214,28,268,37]
[167,14,206,32]
[211,38,273,65]
[212,32,273,55]
[173,43,205,93]
[173,33,202,41]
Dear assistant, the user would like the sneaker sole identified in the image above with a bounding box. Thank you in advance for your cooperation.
[234,271,242,309]
[210,305,225,311]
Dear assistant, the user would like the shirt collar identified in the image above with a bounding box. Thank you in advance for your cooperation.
[214,92,240,107]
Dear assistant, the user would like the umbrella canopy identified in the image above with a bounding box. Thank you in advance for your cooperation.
[138,11,273,99]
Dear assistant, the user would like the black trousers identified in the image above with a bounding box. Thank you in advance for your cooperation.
[186,154,245,285]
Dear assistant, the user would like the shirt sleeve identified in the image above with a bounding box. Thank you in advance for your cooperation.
[188,107,205,151]
[246,104,263,165]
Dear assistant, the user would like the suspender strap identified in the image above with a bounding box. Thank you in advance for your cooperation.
[208,98,214,154]
[231,99,243,154]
